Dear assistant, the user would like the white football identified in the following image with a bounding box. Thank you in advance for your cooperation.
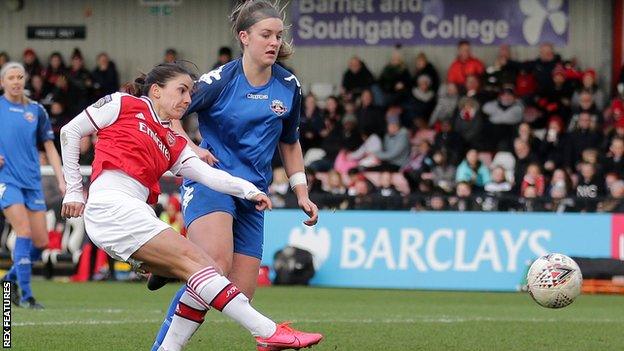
[527,253,583,308]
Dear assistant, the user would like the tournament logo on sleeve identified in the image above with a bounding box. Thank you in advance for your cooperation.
[92,95,112,108]
[270,99,287,116]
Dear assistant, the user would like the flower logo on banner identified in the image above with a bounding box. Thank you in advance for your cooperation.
[288,226,331,270]
[520,0,567,45]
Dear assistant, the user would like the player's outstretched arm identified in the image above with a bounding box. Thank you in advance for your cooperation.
[172,147,272,211]
[170,119,218,165]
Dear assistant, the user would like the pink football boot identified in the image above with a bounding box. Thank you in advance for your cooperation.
[255,322,323,350]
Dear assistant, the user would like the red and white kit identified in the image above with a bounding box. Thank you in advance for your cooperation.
[61,92,263,261]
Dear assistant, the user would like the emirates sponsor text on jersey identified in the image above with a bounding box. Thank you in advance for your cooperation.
[138,121,171,160]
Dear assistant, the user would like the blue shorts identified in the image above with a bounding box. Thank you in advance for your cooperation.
[0,183,46,211]
[181,179,264,259]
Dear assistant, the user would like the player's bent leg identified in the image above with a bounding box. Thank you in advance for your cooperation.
[229,253,262,299]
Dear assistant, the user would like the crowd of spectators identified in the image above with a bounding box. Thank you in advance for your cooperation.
[3,41,624,213]
[270,41,624,213]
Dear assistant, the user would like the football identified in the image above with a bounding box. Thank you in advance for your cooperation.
[527,253,583,308]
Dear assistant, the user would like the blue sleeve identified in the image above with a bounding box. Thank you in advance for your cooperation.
[36,104,54,144]
[280,85,301,144]
[187,66,228,115]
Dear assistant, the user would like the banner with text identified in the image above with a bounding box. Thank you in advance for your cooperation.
[291,0,569,46]
[264,211,610,291]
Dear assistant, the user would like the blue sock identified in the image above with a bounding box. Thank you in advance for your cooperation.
[3,265,17,282]
[14,237,34,301]
[30,243,43,262]
[151,285,186,351]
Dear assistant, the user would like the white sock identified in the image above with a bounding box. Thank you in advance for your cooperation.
[187,266,277,338]
[160,289,209,351]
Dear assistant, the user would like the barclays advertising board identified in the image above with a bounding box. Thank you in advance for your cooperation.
[263,211,612,291]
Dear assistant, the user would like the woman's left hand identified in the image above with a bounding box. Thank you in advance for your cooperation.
[252,193,273,211]
[298,197,319,226]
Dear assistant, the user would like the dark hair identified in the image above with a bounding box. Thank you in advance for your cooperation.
[122,62,194,97]
[230,0,293,60]
[218,46,232,57]
[458,40,470,47]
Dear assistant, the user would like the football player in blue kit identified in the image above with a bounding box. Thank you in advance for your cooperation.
[151,1,320,350]
[0,62,65,309]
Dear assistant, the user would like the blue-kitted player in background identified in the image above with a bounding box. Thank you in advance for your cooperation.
[0,62,65,309]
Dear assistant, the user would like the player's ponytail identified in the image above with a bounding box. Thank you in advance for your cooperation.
[231,0,293,60]
[121,74,147,97]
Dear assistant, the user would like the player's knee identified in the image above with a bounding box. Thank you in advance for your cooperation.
[213,255,232,275]
[31,236,48,249]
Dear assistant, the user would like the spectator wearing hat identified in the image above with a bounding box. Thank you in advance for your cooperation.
[22,48,43,87]
[92,52,119,100]
[341,56,375,102]
[447,40,485,86]
[367,114,410,172]
[572,69,606,111]
[212,46,233,69]
[482,86,524,151]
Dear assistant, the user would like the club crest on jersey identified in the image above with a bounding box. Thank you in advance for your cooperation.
[270,99,287,116]
[166,131,176,146]
[23,112,35,122]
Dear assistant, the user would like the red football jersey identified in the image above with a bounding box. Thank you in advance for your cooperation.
[86,93,187,204]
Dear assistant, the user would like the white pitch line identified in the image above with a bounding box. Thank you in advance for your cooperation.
[13,316,623,327]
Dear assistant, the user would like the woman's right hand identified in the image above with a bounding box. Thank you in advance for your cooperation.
[61,202,85,218]
[251,193,273,211]
[192,145,218,165]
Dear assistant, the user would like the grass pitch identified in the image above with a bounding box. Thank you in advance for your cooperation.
[10,280,624,350]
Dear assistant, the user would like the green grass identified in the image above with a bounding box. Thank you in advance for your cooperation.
[9,280,624,350]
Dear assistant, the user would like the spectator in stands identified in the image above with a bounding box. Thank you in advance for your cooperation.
[517,122,542,156]
[513,138,539,192]
[427,193,449,211]
[604,137,624,179]
[409,75,436,122]
[527,42,561,96]
[322,95,343,122]
[454,97,484,150]
[518,185,545,212]
[427,149,456,194]
[346,129,382,170]
[455,149,491,189]
[163,48,177,63]
[580,148,603,179]
[462,74,489,104]
[521,163,546,196]
[534,65,572,128]
[92,52,119,99]
[299,94,324,152]
[309,116,342,172]
[514,67,537,98]
[269,168,289,208]
[42,52,66,89]
[368,115,410,172]
[447,40,485,86]
[378,47,412,105]
[565,112,603,169]
[356,88,385,137]
[67,49,94,117]
[540,116,568,173]
[338,114,362,153]
[27,74,49,103]
[341,56,375,102]
[160,196,185,234]
[49,74,70,111]
[349,177,376,210]
[484,44,520,94]
[568,90,601,131]
[485,166,513,194]
[599,180,624,212]
[412,52,439,94]
[401,140,433,192]
[325,170,347,195]
[572,69,605,111]
[482,86,524,151]
[410,115,435,146]
[448,182,478,211]
[212,46,233,69]
[375,171,403,209]
[433,120,464,165]
[575,162,605,211]
[0,52,9,68]
[429,83,459,127]
[604,111,624,150]
[22,48,42,87]
[546,168,575,212]
[49,101,69,151]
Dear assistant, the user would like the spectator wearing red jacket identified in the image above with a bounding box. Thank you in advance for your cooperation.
[447,40,485,86]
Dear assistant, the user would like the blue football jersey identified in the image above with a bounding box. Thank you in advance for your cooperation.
[0,96,54,189]
[188,58,301,191]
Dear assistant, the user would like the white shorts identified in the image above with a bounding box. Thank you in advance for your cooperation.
[84,190,170,262]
